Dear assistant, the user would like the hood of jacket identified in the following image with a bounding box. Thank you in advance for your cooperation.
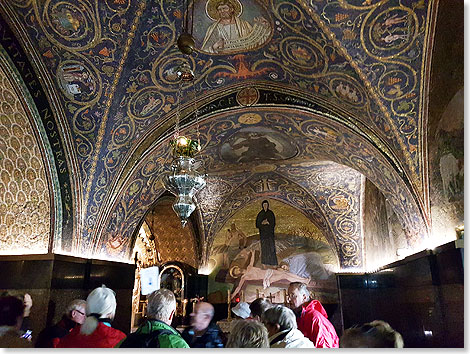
[304,299,328,318]
[270,328,315,348]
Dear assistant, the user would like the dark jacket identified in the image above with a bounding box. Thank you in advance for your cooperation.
[181,322,224,348]
[117,319,189,348]
[35,315,77,348]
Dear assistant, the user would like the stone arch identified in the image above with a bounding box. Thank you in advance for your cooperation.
[0,49,62,254]
[95,87,427,263]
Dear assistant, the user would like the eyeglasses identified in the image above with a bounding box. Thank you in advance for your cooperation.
[74,309,85,316]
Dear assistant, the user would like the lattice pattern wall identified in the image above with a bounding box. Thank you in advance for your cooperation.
[0,62,50,254]
[146,198,198,269]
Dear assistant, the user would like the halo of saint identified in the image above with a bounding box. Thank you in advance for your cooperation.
[206,0,243,21]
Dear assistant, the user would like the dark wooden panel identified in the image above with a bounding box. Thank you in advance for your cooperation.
[88,262,135,290]
[51,259,87,289]
[0,259,53,289]
[338,242,464,348]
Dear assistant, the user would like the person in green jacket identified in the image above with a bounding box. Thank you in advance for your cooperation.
[117,289,189,348]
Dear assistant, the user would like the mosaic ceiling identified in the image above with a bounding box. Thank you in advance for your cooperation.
[0,0,438,269]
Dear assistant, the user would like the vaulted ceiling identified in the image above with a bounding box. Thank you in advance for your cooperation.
[0,0,446,270]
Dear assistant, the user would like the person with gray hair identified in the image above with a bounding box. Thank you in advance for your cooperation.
[340,320,404,348]
[226,319,269,348]
[262,305,315,348]
[57,285,126,347]
[35,299,87,347]
[288,281,339,348]
[118,288,189,348]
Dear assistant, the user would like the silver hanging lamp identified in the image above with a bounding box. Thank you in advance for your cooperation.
[162,27,206,227]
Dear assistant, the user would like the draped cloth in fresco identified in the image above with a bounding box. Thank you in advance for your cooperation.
[255,207,278,266]
[297,300,339,348]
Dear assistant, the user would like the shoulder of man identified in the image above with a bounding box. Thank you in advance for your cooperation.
[155,322,189,348]
[205,324,224,347]
[157,331,190,348]
[119,321,189,348]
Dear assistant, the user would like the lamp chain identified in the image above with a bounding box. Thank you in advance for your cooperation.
[174,78,183,140]
[192,80,201,153]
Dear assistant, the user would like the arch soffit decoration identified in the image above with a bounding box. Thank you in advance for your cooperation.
[0,1,438,259]
[199,163,364,270]
[0,13,78,253]
[0,46,56,254]
[95,95,427,264]
[202,171,343,268]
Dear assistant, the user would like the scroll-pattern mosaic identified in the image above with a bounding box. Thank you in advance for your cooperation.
[3,0,436,258]
[99,106,426,270]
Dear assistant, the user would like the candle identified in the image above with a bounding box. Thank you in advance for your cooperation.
[256,289,260,299]
[227,289,232,320]
[182,299,188,317]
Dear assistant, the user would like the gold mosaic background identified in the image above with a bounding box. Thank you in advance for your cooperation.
[0,64,50,254]
[145,198,198,269]
[213,199,328,247]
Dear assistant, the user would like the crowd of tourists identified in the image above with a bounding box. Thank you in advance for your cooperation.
[0,281,403,348]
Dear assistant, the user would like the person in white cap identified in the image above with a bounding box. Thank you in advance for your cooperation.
[57,285,126,348]
[231,301,251,319]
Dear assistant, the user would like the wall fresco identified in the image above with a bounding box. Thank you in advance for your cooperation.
[428,88,464,243]
[144,198,198,269]
[363,178,396,269]
[220,126,298,163]
[426,1,464,247]
[208,199,338,303]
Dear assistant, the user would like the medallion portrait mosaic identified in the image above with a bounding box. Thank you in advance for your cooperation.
[0,0,441,270]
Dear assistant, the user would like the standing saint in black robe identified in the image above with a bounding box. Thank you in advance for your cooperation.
[255,200,278,266]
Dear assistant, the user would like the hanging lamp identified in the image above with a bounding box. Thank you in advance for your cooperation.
[162,6,205,227]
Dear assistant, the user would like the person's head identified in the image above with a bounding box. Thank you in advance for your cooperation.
[279,261,289,271]
[65,299,87,325]
[81,285,117,335]
[229,265,245,278]
[249,298,272,321]
[147,288,176,325]
[86,285,117,320]
[0,296,24,330]
[226,319,269,348]
[23,294,32,310]
[262,305,297,337]
[288,282,311,310]
[262,200,269,211]
[216,0,235,20]
[190,302,214,331]
[340,320,404,348]
[232,301,251,319]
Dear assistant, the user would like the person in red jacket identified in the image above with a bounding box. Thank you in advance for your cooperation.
[57,286,125,348]
[35,299,86,347]
[287,282,339,348]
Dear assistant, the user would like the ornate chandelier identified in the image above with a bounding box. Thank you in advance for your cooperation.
[162,62,206,227]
